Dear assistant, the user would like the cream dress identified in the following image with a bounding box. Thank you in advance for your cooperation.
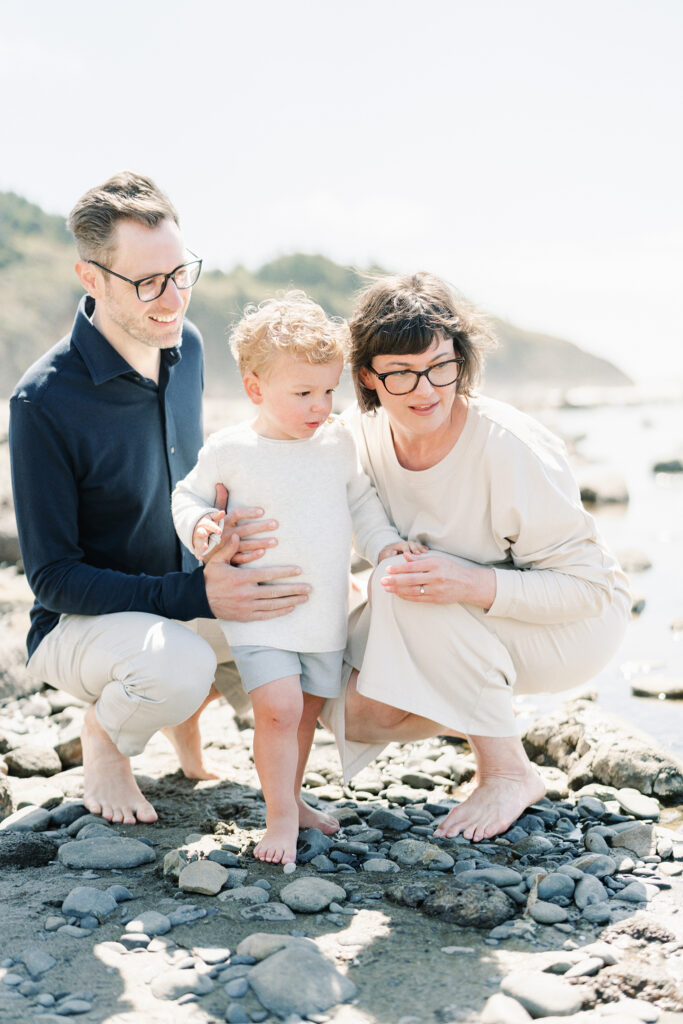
[323,396,631,780]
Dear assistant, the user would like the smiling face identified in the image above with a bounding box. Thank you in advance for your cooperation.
[84,217,191,354]
[245,353,343,441]
[360,334,461,439]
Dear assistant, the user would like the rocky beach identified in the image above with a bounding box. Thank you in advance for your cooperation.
[1,397,683,1024]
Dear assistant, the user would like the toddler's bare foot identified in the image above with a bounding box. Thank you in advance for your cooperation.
[81,705,157,825]
[433,766,545,843]
[253,810,299,864]
[298,799,340,835]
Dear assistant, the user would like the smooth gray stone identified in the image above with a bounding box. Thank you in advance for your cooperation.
[219,885,269,905]
[76,823,116,840]
[0,805,52,832]
[296,828,335,863]
[501,970,583,1017]
[572,853,617,877]
[537,872,575,902]
[167,905,207,926]
[125,910,172,935]
[62,886,117,922]
[49,803,88,828]
[362,858,400,873]
[574,874,609,908]
[225,1004,250,1023]
[481,992,533,1023]
[584,829,611,855]
[248,945,356,1017]
[224,868,249,888]
[529,900,569,924]
[192,946,231,965]
[106,884,133,903]
[3,744,62,777]
[207,848,240,867]
[280,878,346,913]
[581,903,613,924]
[119,933,150,950]
[455,867,523,888]
[239,902,296,921]
[55,999,93,1014]
[150,969,214,1000]
[224,977,249,998]
[310,854,336,871]
[388,838,454,870]
[178,859,228,895]
[609,822,656,858]
[617,881,658,902]
[20,948,57,978]
[57,924,93,937]
[58,837,156,869]
[1,974,22,986]
[512,835,554,855]
[366,808,412,832]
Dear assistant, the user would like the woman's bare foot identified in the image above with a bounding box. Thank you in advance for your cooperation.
[298,799,340,835]
[161,685,222,780]
[162,715,219,781]
[81,705,157,825]
[253,810,298,864]
[433,766,545,842]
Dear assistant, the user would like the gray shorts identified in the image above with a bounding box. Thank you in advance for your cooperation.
[231,646,344,698]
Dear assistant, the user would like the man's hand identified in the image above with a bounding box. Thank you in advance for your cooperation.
[203,532,311,621]
[213,483,278,565]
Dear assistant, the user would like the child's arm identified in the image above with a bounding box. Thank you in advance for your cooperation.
[172,441,224,557]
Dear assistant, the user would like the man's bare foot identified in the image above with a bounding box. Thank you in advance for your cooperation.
[162,714,219,781]
[253,810,298,864]
[433,767,546,842]
[298,799,340,835]
[81,705,157,825]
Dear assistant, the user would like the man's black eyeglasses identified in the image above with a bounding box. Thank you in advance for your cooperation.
[366,357,465,396]
[87,251,203,302]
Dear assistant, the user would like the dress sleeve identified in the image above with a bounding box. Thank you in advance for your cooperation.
[486,433,624,623]
[10,397,211,622]
[342,427,402,564]
[171,440,222,554]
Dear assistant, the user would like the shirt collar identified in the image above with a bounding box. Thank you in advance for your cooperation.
[70,295,182,385]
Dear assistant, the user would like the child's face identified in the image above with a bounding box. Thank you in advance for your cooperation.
[247,354,343,440]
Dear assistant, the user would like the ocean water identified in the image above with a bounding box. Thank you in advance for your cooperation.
[515,393,683,757]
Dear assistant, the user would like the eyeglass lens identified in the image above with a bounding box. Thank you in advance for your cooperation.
[138,261,202,301]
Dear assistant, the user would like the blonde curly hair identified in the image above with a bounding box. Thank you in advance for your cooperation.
[229,291,349,377]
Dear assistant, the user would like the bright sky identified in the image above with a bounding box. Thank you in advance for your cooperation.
[2,0,681,385]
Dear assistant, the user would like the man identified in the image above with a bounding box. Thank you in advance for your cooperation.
[9,172,309,824]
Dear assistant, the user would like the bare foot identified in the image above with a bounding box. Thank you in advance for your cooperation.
[298,799,340,835]
[253,810,298,864]
[162,712,219,781]
[433,767,546,842]
[81,705,157,825]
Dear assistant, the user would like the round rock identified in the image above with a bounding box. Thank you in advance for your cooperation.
[58,837,156,869]
[3,745,62,777]
[501,970,583,1017]
[125,910,171,935]
[615,788,660,820]
[178,859,228,895]
[62,886,118,922]
[280,877,346,913]
[150,968,214,1000]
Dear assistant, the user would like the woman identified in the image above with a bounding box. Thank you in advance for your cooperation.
[322,272,631,842]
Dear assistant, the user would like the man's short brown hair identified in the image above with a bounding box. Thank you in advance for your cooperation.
[349,272,497,412]
[67,171,179,262]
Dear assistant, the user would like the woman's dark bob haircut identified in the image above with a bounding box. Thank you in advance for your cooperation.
[349,272,497,412]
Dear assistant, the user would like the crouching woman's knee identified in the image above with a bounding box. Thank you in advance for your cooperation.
[153,625,217,723]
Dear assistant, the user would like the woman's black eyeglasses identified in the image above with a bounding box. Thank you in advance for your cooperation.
[366,357,464,396]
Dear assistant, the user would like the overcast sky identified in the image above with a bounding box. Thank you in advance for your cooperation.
[2,0,681,385]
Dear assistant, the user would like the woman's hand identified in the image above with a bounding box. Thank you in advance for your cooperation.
[379,552,497,610]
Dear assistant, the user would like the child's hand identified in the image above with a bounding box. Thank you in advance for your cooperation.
[192,510,225,559]
[377,539,429,562]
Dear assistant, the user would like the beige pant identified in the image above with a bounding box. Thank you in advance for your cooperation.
[27,613,246,757]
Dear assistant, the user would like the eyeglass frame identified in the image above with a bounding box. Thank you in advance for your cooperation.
[365,356,465,395]
[86,250,203,302]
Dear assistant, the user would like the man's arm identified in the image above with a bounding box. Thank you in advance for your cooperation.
[10,396,211,621]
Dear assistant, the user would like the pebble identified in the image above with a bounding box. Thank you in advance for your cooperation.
[20,948,57,978]
[296,829,334,863]
[239,903,296,921]
[574,874,609,908]
[224,977,249,997]
[124,910,172,935]
[178,859,228,895]
[481,992,533,1023]
[362,858,400,873]
[0,805,52,832]
[389,838,455,869]
[366,808,412,832]
[280,877,347,913]
[119,933,150,950]
[3,744,62,777]
[610,822,656,858]
[528,900,569,924]
[62,886,117,922]
[537,872,575,901]
[500,970,583,1017]
[247,944,357,1018]
[455,866,524,887]
[219,885,270,905]
[225,1004,250,1023]
[572,853,617,877]
[150,969,214,1000]
[283,861,297,874]
[57,837,156,869]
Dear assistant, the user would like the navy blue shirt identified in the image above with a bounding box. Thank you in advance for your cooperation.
[10,295,213,658]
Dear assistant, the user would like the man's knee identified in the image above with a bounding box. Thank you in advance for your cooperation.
[144,626,217,717]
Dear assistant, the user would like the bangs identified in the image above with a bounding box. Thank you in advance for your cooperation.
[377,315,440,356]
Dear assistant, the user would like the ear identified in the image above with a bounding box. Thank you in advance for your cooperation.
[359,366,377,391]
[243,371,263,405]
[74,260,101,298]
